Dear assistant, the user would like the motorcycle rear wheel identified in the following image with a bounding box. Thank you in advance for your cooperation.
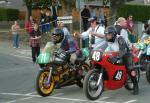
[83,69,104,100]
[146,63,150,84]
[36,69,55,97]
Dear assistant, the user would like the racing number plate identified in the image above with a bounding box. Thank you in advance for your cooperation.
[92,51,101,61]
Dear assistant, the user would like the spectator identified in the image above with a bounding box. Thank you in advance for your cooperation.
[104,14,108,27]
[29,23,41,64]
[90,7,96,18]
[25,16,35,35]
[81,5,90,31]
[98,8,105,26]
[40,10,46,34]
[11,21,20,48]
[50,2,58,27]
[45,11,52,34]
[80,17,105,48]
[115,17,129,43]
[126,15,136,43]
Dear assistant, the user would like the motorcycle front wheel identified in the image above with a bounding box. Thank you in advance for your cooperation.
[83,69,104,100]
[36,69,55,97]
[146,63,150,84]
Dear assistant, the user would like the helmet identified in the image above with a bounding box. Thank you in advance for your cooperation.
[145,27,150,35]
[144,19,150,30]
[104,25,117,42]
[52,28,64,44]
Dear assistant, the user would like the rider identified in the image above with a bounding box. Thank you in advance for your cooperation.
[51,28,78,65]
[141,26,150,42]
[104,25,139,95]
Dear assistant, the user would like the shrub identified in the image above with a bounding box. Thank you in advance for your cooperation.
[0,8,19,21]
[117,4,150,22]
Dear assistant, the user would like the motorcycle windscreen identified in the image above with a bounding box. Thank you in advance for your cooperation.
[42,41,61,53]
[37,53,52,64]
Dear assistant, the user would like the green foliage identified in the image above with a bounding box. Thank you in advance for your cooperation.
[0,8,19,21]
[23,0,52,9]
[117,4,150,22]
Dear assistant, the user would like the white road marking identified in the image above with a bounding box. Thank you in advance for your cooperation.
[49,96,116,103]
[51,93,64,97]
[10,54,31,60]
[25,92,37,95]
[0,92,117,103]
[124,100,137,103]
[98,97,110,101]
[4,96,33,103]
[19,97,33,101]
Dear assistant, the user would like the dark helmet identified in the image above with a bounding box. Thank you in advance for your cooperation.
[52,28,64,44]
[145,27,150,35]
[144,19,150,30]
[104,25,117,42]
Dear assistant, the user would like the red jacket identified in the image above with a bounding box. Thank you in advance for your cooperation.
[25,21,33,34]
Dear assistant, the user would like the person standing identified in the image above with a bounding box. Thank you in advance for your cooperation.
[115,17,130,43]
[80,17,105,48]
[11,21,20,48]
[29,23,41,63]
[40,10,46,34]
[81,5,90,31]
[98,8,105,26]
[126,15,136,43]
[25,16,35,35]
[45,11,52,34]
[50,1,58,28]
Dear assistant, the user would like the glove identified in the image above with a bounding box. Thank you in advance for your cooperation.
[109,56,118,64]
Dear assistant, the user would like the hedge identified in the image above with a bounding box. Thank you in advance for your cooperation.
[117,4,150,22]
[0,8,19,21]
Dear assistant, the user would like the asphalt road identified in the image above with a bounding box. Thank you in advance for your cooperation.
[0,40,150,103]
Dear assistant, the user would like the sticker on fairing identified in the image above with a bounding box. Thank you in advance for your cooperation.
[113,70,123,81]
[92,51,101,61]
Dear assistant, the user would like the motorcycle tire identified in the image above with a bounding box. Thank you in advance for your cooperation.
[146,63,150,84]
[83,69,104,100]
[36,69,55,97]
[76,63,90,88]
[125,68,140,91]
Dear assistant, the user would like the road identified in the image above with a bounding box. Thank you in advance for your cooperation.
[0,40,150,103]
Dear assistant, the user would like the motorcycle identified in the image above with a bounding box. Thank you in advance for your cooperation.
[134,37,150,83]
[83,46,140,100]
[36,42,90,97]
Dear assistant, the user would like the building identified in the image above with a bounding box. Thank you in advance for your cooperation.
[0,0,25,10]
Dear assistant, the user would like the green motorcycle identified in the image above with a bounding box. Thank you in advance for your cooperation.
[36,42,90,96]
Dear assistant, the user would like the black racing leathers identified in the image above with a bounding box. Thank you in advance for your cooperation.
[118,36,139,95]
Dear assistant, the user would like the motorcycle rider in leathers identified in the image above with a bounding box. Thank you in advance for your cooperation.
[104,25,139,95]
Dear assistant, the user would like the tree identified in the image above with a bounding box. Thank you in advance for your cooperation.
[23,0,53,19]
[103,0,126,24]
[23,0,33,18]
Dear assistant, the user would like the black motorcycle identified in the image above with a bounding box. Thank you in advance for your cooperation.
[36,45,90,97]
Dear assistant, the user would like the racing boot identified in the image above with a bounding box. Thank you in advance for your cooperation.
[130,70,139,95]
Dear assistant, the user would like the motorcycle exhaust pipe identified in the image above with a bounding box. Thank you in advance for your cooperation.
[60,77,75,87]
